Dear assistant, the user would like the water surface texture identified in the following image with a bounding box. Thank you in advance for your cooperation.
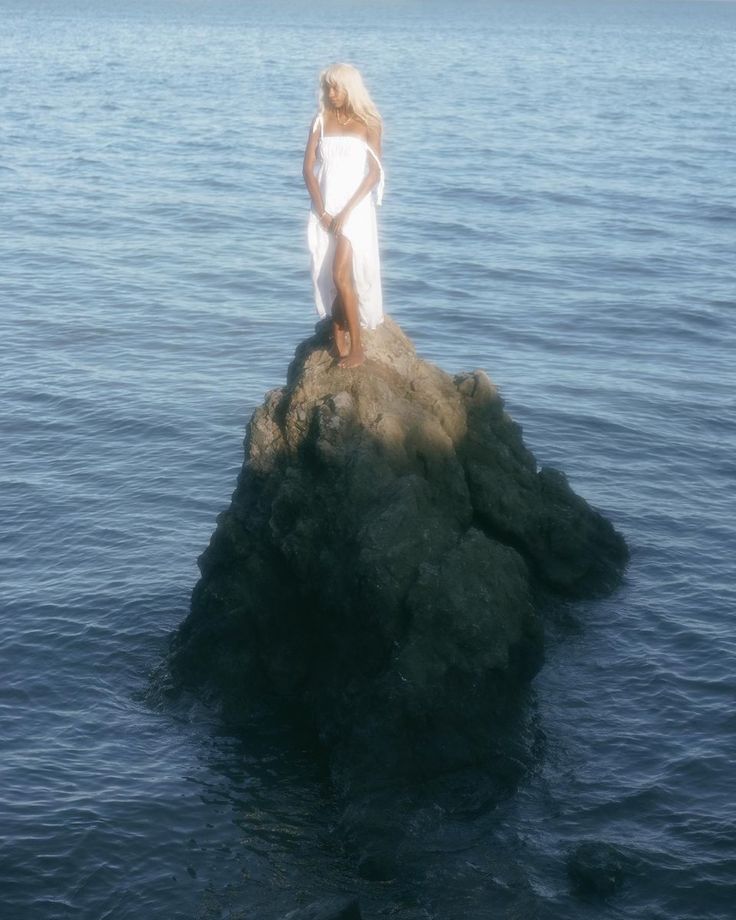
[1,1,735,917]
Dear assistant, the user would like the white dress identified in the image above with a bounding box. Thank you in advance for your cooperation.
[306,114,385,329]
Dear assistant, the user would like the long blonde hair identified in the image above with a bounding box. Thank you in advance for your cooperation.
[318,63,381,128]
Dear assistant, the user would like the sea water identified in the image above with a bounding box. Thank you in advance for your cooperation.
[1,1,735,917]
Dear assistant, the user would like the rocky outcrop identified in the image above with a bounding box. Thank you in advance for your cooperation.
[170,318,628,790]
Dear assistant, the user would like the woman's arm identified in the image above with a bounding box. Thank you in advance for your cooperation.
[302,122,332,231]
[330,122,382,236]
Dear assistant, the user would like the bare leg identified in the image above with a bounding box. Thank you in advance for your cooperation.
[331,293,350,358]
[333,235,365,368]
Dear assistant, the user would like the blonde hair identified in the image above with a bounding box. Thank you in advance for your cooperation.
[319,62,381,128]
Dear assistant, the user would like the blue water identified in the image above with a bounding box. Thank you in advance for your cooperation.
[1,0,735,917]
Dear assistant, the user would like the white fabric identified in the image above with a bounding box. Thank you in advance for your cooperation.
[306,114,384,330]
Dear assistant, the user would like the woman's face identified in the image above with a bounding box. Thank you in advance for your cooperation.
[326,81,347,109]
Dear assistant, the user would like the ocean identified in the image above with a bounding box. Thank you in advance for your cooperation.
[1,0,734,917]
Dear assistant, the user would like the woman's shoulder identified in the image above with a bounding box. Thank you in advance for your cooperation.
[320,109,373,140]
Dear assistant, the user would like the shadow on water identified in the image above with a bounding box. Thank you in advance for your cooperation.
[145,655,551,920]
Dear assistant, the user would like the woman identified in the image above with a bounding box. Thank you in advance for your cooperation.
[303,63,384,368]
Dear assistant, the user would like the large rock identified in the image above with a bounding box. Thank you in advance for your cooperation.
[170,318,627,789]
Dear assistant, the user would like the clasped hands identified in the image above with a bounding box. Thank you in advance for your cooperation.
[320,208,350,236]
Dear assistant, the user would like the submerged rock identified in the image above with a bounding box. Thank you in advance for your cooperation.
[281,895,361,920]
[170,318,627,789]
[567,840,631,898]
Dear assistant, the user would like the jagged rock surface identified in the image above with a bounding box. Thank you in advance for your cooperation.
[170,318,628,788]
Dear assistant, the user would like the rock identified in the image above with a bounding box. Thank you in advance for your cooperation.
[281,895,361,920]
[170,317,628,790]
[356,850,398,882]
[567,841,629,898]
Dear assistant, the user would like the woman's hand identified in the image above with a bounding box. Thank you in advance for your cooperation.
[319,211,333,231]
[330,208,351,236]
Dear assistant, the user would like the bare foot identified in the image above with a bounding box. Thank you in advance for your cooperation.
[338,348,365,368]
[334,327,350,359]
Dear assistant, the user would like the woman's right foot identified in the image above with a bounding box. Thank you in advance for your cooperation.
[334,327,350,359]
[338,347,365,368]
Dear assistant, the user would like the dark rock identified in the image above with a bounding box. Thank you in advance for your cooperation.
[567,840,629,898]
[281,895,361,920]
[170,317,628,790]
[356,850,398,882]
